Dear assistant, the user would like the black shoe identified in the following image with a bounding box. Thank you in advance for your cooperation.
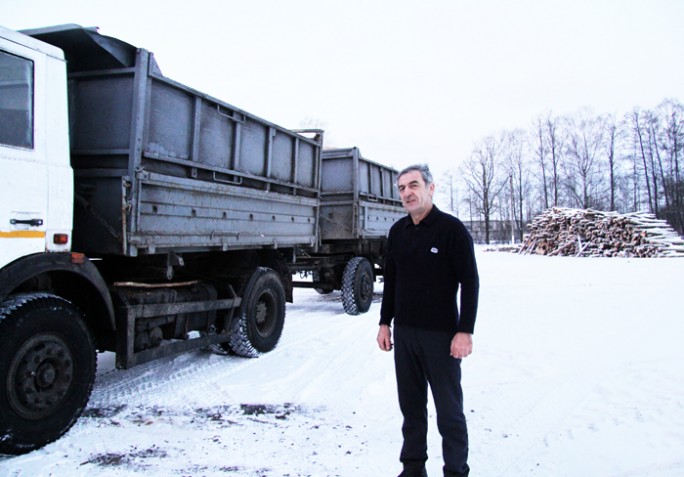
[443,464,469,477]
[397,469,427,477]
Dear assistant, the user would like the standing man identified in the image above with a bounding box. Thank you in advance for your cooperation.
[378,164,479,477]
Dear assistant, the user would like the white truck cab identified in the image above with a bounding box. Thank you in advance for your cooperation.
[0,25,73,268]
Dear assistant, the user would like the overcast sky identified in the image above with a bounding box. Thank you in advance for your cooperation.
[2,0,683,178]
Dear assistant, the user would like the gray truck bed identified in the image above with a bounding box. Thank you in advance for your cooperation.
[29,25,322,257]
[319,147,404,241]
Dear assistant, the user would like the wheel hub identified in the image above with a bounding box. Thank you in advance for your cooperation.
[36,361,58,388]
[360,274,373,301]
[254,293,276,337]
[255,301,268,325]
[8,334,73,419]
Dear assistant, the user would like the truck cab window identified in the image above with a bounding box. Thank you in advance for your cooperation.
[0,50,33,149]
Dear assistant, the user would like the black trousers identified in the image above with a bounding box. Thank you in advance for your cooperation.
[394,325,470,477]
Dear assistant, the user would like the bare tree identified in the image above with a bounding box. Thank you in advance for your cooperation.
[630,108,656,213]
[604,114,620,211]
[546,113,562,207]
[503,129,530,242]
[655,99,684,233]
[439,169,460,216]
[563,110,606,209]
[461,136,506,244]
[456,98,684,236]
[532,115,550,209]
[646,111,662,215]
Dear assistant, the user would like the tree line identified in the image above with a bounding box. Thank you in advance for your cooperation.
[445,98,684,244]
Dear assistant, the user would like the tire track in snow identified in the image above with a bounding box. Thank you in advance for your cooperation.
[150,296,381,408]
[88,289,378,410]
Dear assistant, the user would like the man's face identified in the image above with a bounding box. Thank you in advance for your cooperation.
[397,170,434,218]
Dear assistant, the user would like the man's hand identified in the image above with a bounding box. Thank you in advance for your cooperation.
[450,332,473,359]
[377,324,393,351]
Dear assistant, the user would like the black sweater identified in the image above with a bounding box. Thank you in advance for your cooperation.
[379,206,479,334]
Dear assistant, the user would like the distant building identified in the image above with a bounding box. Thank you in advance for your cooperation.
[462,219,527,245]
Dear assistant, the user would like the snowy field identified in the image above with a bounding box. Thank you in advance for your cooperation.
[1,248,682,477]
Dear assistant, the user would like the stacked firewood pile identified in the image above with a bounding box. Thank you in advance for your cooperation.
[519,207,684,257]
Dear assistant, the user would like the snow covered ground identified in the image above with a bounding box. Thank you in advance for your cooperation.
[1,248,682,476]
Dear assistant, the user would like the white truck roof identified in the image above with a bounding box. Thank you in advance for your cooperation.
[0,24,65,60]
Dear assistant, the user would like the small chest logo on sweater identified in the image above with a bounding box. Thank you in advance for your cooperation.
[430,247,439,254]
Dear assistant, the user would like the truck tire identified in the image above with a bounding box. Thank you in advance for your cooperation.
[0,293,96,455]
[341,257,374,315]
[228,268,286,358]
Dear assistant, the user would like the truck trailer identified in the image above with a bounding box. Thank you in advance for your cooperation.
[291,147,404,314]
[0,24,404,454]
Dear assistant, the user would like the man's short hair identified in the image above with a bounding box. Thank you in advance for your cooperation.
[398,164,433,186]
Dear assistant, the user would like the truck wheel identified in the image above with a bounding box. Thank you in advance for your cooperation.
[0,293,96,455]
[341,257,374,315]
[229,268,286,358]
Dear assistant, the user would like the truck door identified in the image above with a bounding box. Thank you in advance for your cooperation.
[0,30,55,267]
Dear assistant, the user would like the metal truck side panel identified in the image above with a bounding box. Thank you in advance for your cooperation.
[127,172,318,254]
[319,147,403,240]
[26,25,321,257]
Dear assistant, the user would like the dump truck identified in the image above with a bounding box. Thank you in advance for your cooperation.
[0,23,404,454]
